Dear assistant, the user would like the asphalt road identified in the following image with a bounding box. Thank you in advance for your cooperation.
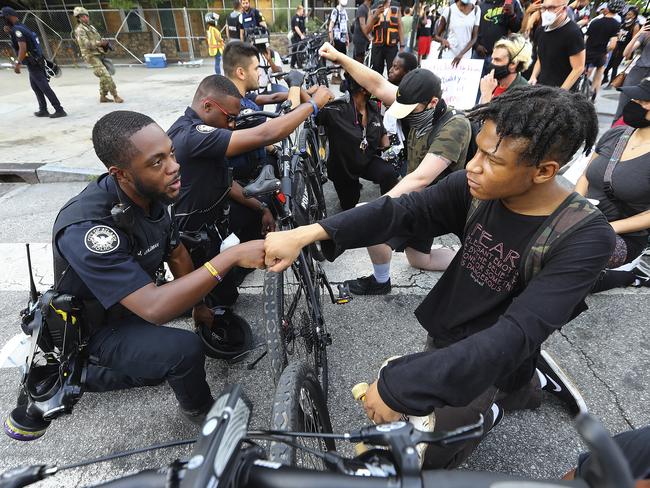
[0,181,647,487]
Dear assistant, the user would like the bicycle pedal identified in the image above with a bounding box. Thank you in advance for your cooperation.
[336,283,353,304]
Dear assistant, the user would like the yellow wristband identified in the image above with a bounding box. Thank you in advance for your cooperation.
[203,262,223,282]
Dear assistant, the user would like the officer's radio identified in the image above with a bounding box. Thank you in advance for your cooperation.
[4,245,88,441]
[110,173,135,233]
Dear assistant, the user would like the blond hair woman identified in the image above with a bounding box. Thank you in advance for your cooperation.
[479,34,533,103]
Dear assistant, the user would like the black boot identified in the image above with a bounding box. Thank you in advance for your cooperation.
[34,109,50,117]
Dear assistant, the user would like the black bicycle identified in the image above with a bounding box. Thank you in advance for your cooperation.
[0,382,637,488]
[236,108,350,399]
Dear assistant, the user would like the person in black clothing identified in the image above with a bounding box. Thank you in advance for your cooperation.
[226,0,243,41]
[474,0,523,60]
[530,0,585,90]
[2,7,66,118]
[167,75,332,307]
[238,0,267,40]
[318,74,398,210]
[353,0,372,62]
[584,1,622,100]
[49,111,266,425]
[603,7,640,85]
[576,78,650,291]
[290,5,306,68]
[264,85,615,468]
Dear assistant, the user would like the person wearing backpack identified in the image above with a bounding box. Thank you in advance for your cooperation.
[329,0,350,83]
[313,43,474,293]
[434,0,481,67]
[575,79,650,291]
[264,82,616,468]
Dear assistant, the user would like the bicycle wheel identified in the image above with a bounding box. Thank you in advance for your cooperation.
[263,260,326,392]
[269,361,336,469]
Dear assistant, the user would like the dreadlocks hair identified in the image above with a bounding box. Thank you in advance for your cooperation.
[193,74,242,104]
[92,111,156,169]
[467,85,598,168]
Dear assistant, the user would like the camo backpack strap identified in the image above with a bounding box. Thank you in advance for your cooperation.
[463,197,484,237]
[521,192,601,285]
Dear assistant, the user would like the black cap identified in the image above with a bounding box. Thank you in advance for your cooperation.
[618,77,650,101]
[385,68,443,119]
[1,6,19,17]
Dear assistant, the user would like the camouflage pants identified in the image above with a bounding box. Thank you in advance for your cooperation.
[85,55,116,96]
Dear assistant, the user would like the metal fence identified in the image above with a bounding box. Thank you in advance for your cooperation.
[0,5,342,65]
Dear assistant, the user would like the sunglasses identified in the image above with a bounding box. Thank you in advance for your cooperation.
[202,97,238,123]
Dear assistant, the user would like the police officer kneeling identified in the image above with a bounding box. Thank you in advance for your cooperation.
[51,111,264,424]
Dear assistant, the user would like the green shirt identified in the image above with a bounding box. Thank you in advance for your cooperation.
[406,108,471,179]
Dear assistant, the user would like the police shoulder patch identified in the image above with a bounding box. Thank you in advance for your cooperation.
[84,225,120,254]
[15,30,23,38]
[196,124,216,133]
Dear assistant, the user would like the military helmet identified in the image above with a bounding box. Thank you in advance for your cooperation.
[73,6,89,17]
[205,12,219,23]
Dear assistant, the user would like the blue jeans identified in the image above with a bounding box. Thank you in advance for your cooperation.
[214,54,222,75]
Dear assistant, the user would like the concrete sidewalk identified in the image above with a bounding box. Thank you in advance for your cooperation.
[0,63,216,182]
[1,62,623,182]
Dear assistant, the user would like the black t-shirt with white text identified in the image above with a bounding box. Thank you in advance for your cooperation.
[319,171,615,415]
[535,20,585,88]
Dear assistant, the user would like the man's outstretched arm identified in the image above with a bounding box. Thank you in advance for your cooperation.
[319,42,398,105]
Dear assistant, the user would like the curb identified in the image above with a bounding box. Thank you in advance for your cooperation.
[37,164,102,183]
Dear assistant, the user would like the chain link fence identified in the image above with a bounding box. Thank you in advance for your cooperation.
[0,4,342,65]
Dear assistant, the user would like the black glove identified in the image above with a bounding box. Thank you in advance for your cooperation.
[285,69,305,88]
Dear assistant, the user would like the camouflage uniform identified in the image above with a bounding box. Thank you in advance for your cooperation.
[74,22,117,97]
[406,110,471,177]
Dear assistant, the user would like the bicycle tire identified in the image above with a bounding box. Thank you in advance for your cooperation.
[263,263,327,393]
[269,361,336,469]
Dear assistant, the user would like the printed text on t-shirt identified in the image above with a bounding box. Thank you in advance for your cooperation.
[460,222,520,292]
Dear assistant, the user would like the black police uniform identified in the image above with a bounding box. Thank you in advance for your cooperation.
[290,13,306,68]
[7,22,63,113]
[52,174,212,411]
[168,107,263,307]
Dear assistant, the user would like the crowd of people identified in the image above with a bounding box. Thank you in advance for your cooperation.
[2,0,650,484]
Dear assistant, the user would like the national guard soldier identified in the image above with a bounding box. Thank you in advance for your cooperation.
[73,6,124,103]
[49,110,264,424]
[1,6,66,118]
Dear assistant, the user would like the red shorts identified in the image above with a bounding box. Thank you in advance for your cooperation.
[418,36,432,56]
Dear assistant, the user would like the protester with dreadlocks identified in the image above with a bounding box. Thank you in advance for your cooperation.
[263,84,616,469]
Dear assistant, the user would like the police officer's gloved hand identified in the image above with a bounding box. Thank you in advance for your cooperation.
[285,70,305,88]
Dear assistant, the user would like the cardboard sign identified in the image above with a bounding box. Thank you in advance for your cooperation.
[420,57,484,110]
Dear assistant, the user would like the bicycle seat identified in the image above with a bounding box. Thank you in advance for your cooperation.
[242,165,280,199]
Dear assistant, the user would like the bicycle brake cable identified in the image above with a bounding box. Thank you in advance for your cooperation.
[56,438,197,472]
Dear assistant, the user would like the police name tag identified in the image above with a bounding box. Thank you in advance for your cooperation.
[84,225,120,254]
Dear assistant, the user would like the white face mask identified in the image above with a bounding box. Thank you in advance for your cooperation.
[541,10,558,26]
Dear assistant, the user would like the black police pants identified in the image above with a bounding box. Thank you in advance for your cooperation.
[370,44,398,75]
[84,317,212,411]
[27,63,62,111]
[329,156,398,210]
[186,204,262,308]
[290,35,301,68]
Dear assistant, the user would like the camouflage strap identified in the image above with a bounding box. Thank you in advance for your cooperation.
[464,197,483,237]
[463,193,600,286]
[521,192,600,284]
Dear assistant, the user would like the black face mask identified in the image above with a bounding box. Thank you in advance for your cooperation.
[622,100,650,128]
[488,62,511,80]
